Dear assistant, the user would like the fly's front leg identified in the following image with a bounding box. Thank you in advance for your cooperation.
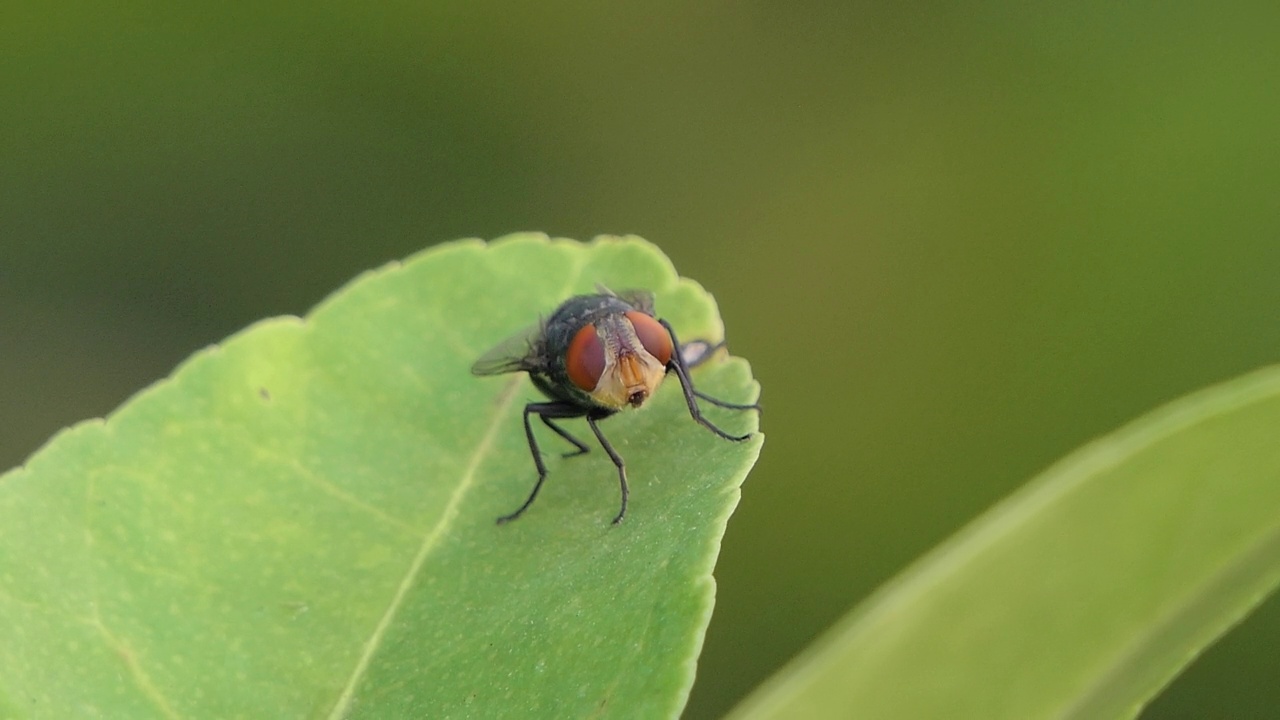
[693,388,761,411]
[659,319,756,442]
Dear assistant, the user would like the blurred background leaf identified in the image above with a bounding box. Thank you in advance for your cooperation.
[2,2,1278,717]
[729,365,1280,720]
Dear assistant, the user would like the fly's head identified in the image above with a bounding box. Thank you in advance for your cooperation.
[565,309,674,410]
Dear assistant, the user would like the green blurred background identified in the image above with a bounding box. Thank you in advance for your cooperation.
[4,2,1278,717]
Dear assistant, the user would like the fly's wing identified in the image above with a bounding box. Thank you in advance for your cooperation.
[678,339,726,370]
[612,288,656,314]
[470,321,545,376]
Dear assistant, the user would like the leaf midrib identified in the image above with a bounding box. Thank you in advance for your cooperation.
[325,255,588,718]
[325,376,524,718]
[1060,522,1280,719]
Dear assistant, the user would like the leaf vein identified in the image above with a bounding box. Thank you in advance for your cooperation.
[325,375,522,719]
[259,449,425,538]
[325,252,590,718]
[88,606,182,720]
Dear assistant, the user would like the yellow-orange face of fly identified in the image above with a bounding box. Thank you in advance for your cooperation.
[566,310,674,409]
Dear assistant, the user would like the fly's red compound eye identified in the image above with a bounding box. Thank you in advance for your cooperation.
[566,323,606,391]
[625,311,673,366]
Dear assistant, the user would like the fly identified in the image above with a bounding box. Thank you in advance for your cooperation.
[471,287,759,525]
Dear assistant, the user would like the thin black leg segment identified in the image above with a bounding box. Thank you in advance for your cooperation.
[659,319,756,442]
[586,412,629,525]
[693,388,761,411]
[540,414,591,457]
[497,401,587,524]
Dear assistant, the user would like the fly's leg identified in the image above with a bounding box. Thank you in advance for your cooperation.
[586,412,629,525]
[693,388,761,411]
[678,335,761,409]
[660,319,758,442]
[540,415,591,457]
[497,401,586,524]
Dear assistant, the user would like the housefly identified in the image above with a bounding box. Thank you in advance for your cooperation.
[471,287,759,525]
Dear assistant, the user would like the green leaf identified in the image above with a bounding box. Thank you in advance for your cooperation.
[0,233,762,719]
[729,366,1280,720]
